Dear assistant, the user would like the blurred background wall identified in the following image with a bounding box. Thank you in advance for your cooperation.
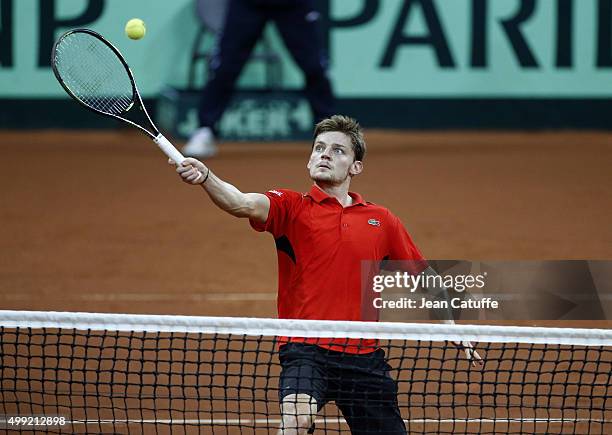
[1,0,612,130]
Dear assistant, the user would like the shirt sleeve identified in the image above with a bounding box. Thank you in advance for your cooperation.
[387,213,428,273]
[249,189,300,238]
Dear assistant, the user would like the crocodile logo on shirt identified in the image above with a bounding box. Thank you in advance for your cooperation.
[368,219,380,226]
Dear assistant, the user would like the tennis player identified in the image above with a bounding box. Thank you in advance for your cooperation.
[171,115,481,434]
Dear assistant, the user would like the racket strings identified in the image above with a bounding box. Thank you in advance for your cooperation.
[54,32,134,115]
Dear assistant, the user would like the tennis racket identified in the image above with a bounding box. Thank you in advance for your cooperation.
[51,28,185,164]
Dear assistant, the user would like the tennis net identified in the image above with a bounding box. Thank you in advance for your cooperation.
[0,310,610,434]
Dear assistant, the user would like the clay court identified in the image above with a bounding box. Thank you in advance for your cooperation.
[1,129,611,317]
[1,129,611,434]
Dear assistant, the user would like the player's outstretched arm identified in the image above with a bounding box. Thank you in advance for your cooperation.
[420,267,484,367]
[169,158,270,223]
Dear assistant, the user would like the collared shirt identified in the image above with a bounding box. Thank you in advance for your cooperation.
[250,184,425,353]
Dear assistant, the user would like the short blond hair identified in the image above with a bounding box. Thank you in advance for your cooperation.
[313,115,366,161]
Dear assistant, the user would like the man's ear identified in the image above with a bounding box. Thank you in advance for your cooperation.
[349,160,363,176]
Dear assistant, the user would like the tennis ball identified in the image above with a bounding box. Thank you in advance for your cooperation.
[125,18,146,40]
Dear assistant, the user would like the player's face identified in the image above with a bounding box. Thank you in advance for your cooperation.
[307,131,363,184]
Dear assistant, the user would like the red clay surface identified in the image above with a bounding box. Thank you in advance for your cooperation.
[1,130,611,434]
[1,130,610,318]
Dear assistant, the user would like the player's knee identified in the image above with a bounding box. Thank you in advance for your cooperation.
[280,394,316,432]
[295,413,313,429]
[281,405,313,426]
[280,414,312,434]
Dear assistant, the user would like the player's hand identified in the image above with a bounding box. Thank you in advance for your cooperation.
[452,341,484,367]
[169,157,209,185]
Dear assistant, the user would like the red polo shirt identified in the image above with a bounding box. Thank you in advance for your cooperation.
[250,185,425,353]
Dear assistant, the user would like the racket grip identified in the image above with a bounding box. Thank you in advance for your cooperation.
[154,133,185,164]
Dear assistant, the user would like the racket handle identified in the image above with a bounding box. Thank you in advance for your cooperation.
[154,133,185,164]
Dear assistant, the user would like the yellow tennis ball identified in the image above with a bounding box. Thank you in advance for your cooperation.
[125,18,146,40]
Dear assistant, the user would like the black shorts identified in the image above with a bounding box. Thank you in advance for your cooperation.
[278,343,406,435]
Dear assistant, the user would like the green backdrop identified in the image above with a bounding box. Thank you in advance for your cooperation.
[2,0,611,98]
[1,0,611,129]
